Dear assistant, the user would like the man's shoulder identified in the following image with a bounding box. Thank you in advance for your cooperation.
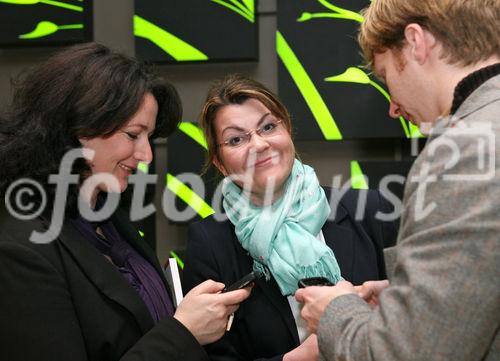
[454,73,500,120]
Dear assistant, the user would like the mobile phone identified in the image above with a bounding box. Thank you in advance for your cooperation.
[223,270,263,293]
[297,277,334,288]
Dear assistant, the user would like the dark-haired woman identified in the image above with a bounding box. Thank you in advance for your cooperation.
[0,43,249,361]
[182,75,398,361]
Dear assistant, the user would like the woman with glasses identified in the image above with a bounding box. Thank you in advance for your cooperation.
[182,75,398,361]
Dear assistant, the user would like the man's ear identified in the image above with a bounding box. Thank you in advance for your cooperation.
[213,157,227,177]
[404,23,435,65]
[78,137,89,146]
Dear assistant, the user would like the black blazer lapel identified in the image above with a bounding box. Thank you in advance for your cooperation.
[58,220,155,334]
[322,196,355,281]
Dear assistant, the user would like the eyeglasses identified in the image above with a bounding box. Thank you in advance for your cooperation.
[217,119,284,148]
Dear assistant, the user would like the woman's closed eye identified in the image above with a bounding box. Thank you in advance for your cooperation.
[125,132,139,140]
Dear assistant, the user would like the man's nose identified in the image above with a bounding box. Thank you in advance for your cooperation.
[389,101,402,118]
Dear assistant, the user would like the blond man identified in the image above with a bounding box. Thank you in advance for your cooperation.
[296,1,500,360]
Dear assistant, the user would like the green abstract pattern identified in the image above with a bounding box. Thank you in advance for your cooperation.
[0,0,82,12]
[297,0,364,23]
[325,67,423,138]
[350,160,368,189]
[169,250,185,269]
[295,1,423,139]
[276,30,343,140]
[138,152,214,220]
[211,0,254,22]
[134,15,208,62]
[166,173,215,219]
[1,0,84,41]
[178,122,208,150]
[3,0,208,62]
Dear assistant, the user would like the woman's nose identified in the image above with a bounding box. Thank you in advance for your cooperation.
[135,138,153,163]
[248,132,269,152]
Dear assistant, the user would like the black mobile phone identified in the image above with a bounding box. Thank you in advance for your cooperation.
[223,270,263,293]
[297,277,334,288]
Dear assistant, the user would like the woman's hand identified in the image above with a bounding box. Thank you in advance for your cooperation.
[174,280,251,345]
[354,280,389,307]
[283,334,319,361]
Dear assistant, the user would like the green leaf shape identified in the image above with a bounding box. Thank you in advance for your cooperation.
[166,173,214,219]
[350,160,368,189]
[178,122,208,150]
[134,15,208,62]
[297,12,313,22]
[18,20,82,39]
[325,67,370,84]
[277,31,342,140]
[297,0,363,23]
[211,0,254,22]
[18,20,58,39]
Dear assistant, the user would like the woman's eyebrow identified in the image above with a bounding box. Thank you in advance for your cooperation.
[221,112,272,136]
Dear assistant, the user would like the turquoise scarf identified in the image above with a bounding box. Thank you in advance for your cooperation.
[222,159,342,296]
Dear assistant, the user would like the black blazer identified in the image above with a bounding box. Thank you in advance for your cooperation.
[0,206,208,361]
[183,188,398,361]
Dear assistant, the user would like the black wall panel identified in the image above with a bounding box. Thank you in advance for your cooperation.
[277,0,420,140]
[0,0,92,46]
[135,0,258,63]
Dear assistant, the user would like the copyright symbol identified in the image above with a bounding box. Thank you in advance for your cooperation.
[5,178,47,220]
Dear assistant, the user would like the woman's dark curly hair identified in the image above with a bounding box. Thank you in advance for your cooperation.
[0,42,181,216]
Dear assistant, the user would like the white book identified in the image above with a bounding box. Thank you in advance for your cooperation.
[164,258,184,307]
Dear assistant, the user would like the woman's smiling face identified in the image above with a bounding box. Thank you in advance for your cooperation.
[213,98,295,203]
[79,93,157,194]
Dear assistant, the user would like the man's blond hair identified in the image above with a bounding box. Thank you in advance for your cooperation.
[359,0,500,68]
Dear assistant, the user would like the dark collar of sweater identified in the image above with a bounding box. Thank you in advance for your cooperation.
[451,62,500,114]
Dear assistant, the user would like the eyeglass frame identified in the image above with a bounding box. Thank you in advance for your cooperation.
[216,118,284,148]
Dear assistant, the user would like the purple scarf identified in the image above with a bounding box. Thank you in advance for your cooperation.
[71,214,174,322]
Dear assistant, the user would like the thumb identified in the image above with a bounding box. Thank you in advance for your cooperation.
[218,287,252,305]
[354,285,367,298]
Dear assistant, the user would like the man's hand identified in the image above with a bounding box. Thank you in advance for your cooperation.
[354,280,389,307]
[295,281,356,333]
[174,280,251,345]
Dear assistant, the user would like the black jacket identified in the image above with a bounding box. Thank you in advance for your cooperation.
[0,206,208,361]
[183,188,398,361]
